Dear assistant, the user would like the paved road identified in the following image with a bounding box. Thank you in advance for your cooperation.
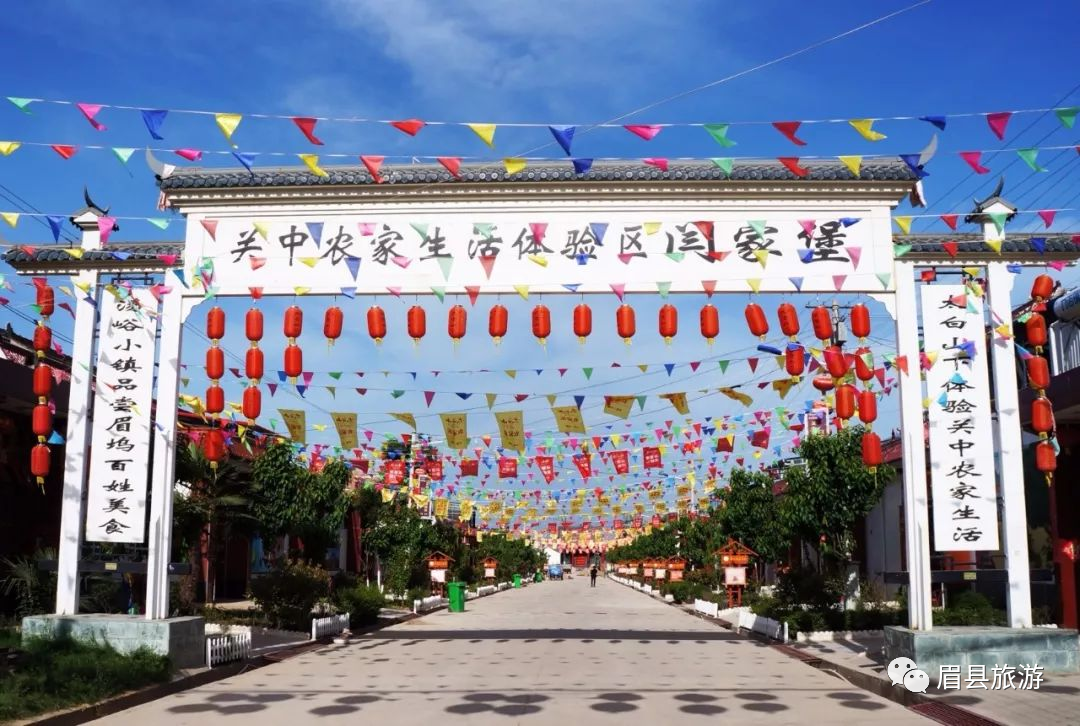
[99,576,926,724]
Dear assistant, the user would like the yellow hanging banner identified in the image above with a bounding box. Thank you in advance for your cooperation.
[495,410,525,452]
[552,405,586,434]
[603,396,634,419]
[440,412,469,450]
[278,409,306,444]
[330,412,358,450]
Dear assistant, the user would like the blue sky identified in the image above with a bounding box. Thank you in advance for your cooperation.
[1,1,1077,525]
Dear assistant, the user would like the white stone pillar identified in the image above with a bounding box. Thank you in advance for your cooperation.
[894,259,934,629]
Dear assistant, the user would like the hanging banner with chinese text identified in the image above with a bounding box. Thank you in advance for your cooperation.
[331,412,358,450]
[440,412,469,450]
[85,289,159,543]
[278,409,307,443]
[494,410,525,452]
[921,284,999,551]
[552,405,586,433]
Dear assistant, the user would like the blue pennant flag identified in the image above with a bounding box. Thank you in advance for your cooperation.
[232,152,257,176]
[1030,237,1047,254]
[572,158,593,175]
[900,154,930,179]
[574,395,585,408]
[799,249,814,263]
[339,286,356,299]
[549,125,575,156]
[664,363,675,376]
[590,222,608,245]
[562,283,581,293]
[920,115,947,131]
[141,109,168,139]
[345,256,361,280]
[456,392,471,400]
[277,371,287,383]
[839,217,861,227]
[296,385,307,397]
[789,276,804,291]
[307,222,324,248]
[46,215,65,242]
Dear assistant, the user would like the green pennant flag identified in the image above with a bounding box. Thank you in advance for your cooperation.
[710,157,733,176]
[391,389,405,398]
[181,377,190,387]
[436,257,453,281]
[876,272,892,289]
[665,252,684,263]
[748,220,768,239]
[410,222,429,239]
[893,244,913,258]
[430,286,446,302]
[7,97,33,114]
[328,371,342,380]
[147,218,170,230]
[703,123,736,147]
[473,223,495,237]
[327,386,336,398]
[1056,107,1079,129]
[1016,148,1047,173]
[656,281,671,297]
[583,367,593,379]
[718,360,730,374]
[112,147,136,165]
[636,396,647,410]
[988,211,1010,233]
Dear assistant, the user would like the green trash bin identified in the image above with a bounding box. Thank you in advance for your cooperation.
[513,574,522,588]
[448,582,466,612]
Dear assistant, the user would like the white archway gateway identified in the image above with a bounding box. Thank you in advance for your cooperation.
[9,159,1078,663]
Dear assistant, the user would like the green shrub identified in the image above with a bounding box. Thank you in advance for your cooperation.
[0,637,171,721]
[333,584,385,628]
[249,558,329,631]
[664,580,704,604]
[934,591,1006,626]
[406,586,429,605]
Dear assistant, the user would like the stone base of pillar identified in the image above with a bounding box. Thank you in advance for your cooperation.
[885,625,1080,675]
[22,614,206,669]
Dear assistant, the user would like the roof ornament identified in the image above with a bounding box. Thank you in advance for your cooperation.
[83,186,109,215]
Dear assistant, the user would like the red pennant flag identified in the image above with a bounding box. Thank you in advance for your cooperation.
[701,280,716,297]
[920,269,937,282]
[291,117,324,145]
[895,355,909,375]
[248,287,263,299]
[200,219,219,240]
[693,221,714,241]
[643,157,669,172]
[465,286,480,305]
[391,119,425,136]
[747,357,759,372]
[1038,210,1056,228]
[772,121,807,146]
[51,145,77,159]
[479,255,496,279]
[940,214,958,230]
[438,156,462,178]
[778,157,809,177]
[942,241,959,258]
[360,155,385,183]
[959,151,990,174]
[986,111,1012,140]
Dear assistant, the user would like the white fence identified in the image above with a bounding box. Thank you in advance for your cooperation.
[736,609,788,641]
[311,612,350,640]
[693,598,719,618]
[206,631,252,667]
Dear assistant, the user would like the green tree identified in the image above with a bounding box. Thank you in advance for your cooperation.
[780,427,894,571]
[251,442,352,563]
[713,469,789,564]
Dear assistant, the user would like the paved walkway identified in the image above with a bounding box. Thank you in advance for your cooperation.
[97,577,925,724]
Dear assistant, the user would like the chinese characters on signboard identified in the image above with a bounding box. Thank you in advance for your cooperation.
[921,284,999,551]
[85,289,159,543]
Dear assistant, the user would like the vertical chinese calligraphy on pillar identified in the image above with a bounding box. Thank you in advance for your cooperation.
[921,284,999,551]
[85,289,160,543]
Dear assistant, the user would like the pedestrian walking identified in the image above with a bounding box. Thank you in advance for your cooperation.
[589,564,598,587]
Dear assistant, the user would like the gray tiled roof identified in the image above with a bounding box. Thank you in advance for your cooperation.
[158,159,917,190]
[2,242,184,266]
[894,233,1079,257]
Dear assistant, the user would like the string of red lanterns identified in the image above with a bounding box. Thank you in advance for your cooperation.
[243,305,263,425]
[30,280,54,488]
[1028,274,1057,484]
[204,305,227,468]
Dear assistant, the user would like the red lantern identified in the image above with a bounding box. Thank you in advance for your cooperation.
[206,347,225,380]
[777,303,799,338]
[532,304,551,344]
[33,326,51,356]
[659,304,678,343]
[1035,440,1057,475]
[324,306,343,344]
[33,365,53,399]
[448,305,467,342]
[245,347,264,381]
[573,303,592,343]
[835,384,856,420]
[284,344,303,380]
[1026,313,1047,349]
[850,303,870,340]
[30,444,50,482]
[204,429,226,469]
[243,386,262,422]
[744,303,768,339]
[700,304,719,344]
[1027,356,1050,390]
[812,375,835,392]
[367,305,387,343]
[858,390,878,424]
[36,285,55,318]
[824,345,850,379]
[206,306,225,340]
[854,346,874,382]
[205,385,224,415]
[861,431,883,470]
[1032,397,1055,434]
[785,345,805,378]
[489,304,508,343]
[811,306,833,341]
[407,305,427,343]
[1032,274,1054,302]
[616,304,636,344]
[283,305,303,340]
[245,308,263,342]
[32,404,52,439]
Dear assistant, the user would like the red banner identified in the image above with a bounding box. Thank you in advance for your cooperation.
[459,458,478,476]
[535,455,555,483]
[384,459,405,485]
[716,437,734,452]
[643,446,662,469]
[425,460,444,480]
[573,454,592,480]
[750,429,771,449]
[650,514,662,527]
[548,522,558,534]
[498,456,518,479]
[613,518,624,530]
[632,515,643,528]
[610,450,629,475]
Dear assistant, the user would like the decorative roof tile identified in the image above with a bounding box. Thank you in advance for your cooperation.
[2,242,184,266]
[893,233,1079,257]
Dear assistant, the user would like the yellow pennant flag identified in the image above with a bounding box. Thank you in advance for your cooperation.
[893,216,912,234]
[753,249,770,268]
[390,412,417,429]
[552,405,586,434]
[719,387,753,406]
[486,393,497,409]
[468,123,497,147]
[410,493,430,510]
[215,113,243,146]
[503,157,527,175]
[527,255,548,267]
[772,378,795,399]
[513,285,530,300]
[985,239,1003,254]
[381,488,396,503]
[277,408,307,444]
[293,286,311,296]
[440,412,469,449]
[299,257,319,268]
[1,212,18,227]
[659,392,689,415]
[848,119,887,141]
[838,155,862,177]
[0,141,21,156]
[644,222,662,235]
[298,153,329,178]
[253,221,271,239]
[746,278,762,294]
[495,410,525,452]
[331,412,358,450]
[63,249,84,260]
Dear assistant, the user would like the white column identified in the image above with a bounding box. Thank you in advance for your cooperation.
[54,270,100,614]
[986,261,1033,627]
[144,290,188,619]
[893,260,934,630]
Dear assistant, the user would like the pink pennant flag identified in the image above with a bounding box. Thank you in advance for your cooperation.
[174,148,202,161]
[1072,235,1080,247]
[617,254,635,265]
[358,222,375,236]
[529,222,547,244]
[959,151,990,174]
[291,117,324,145]
[98,216,115,245]
[438,156,462,178]
[201,219,219,240]
[832,275,846,291]
[772,121,807,146]
[847,246,862,269]
[940,214,959,230]
[386,286,402,297]
[986,111,1012,140]
[392,256,411,268]
[75,103,106,131]
[798,219,816,237]
[624,124,662,141]
[643,157,669,172]
[1038,210,1056,228]
[778,157,809,177]
[424,391,436,407]
[158,254,179,266]
[610,283,626,301]
[747,357,759,372]
[1047,260,1068,271]
[361,155,385,183]
[268,383,278,397]
[249,256,267,270]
